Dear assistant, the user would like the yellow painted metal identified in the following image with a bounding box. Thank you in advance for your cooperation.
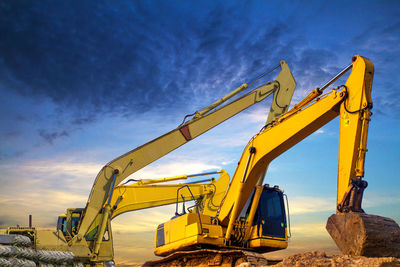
[75,60,296,241]
[224,181,245,240]
[266,61,296,124]
[247,237,287,251]
[247,220,288,251]
[354,110,371,178]
[201,171,231,216]
[154,55,374,258]
[243,185,263,243]
[94,205,111,254]
[154,213,224,256]
[109,170,230,219]
[35,229,67,250]
[337,56,374,208]
[93,220,114,263]
[278,88,322,121]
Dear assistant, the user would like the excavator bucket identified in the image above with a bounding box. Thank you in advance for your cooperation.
[326,212,400,257]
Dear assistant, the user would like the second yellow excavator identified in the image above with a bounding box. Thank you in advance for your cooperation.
[145,55,400,266]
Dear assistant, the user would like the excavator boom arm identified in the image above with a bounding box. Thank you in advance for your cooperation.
[218,55,374,226]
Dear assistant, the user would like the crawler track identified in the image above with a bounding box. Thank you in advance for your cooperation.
[143,249,269,266]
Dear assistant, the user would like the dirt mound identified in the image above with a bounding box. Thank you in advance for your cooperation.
[273,251,400,267]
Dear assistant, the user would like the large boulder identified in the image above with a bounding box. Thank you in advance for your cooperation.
[326,213,400,257]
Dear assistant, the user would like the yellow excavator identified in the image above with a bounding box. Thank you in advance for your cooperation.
[57,170,231,242]
[1,60,296,266]
[144,55,400,266]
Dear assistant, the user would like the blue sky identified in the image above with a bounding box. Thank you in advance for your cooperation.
[1,1,399,265]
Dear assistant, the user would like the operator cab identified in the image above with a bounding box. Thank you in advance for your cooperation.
[56,209,84,241]
[240,184,289,252]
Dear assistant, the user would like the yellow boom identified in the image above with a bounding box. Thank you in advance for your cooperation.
[109,170,230,219]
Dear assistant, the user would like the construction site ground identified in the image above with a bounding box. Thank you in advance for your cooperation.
[266,251,400,267]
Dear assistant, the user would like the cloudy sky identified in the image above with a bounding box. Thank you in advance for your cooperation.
[1,1,399,266]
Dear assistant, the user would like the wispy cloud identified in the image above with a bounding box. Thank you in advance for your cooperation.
[363,192,400,209]
[0,157,101,227]
[289,196,335,215]
[23,159,102,178]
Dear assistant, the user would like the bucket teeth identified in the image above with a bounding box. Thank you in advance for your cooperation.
[326,213,400,257]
